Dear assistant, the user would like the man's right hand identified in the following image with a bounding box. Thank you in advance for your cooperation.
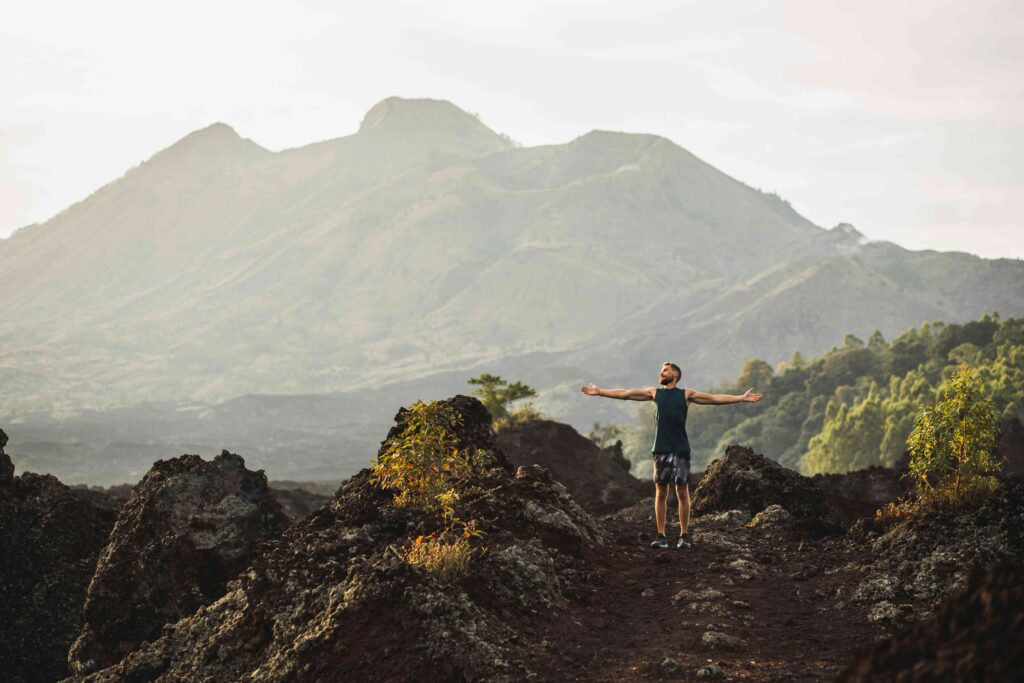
[580,384,601,396]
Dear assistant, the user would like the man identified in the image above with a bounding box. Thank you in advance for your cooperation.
[581,362,763,549]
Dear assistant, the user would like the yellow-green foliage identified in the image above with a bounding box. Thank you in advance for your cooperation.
[907,365,1001,504]
[372,400,493,515]
[373,400,494,579]
[403,520,484,583]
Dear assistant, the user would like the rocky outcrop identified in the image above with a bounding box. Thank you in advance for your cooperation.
[847,478,1024,612]
[692,445,838,529]
[0,430,116,683]
[0,427,13,483]
[839,560,1024,682]
[496,419,648,514]
[68,450,289,675]
[70,396,602,683]
[811,465,909,527]
[268,486,331,522]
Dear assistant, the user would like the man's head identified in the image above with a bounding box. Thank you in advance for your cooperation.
[659,362,681,387]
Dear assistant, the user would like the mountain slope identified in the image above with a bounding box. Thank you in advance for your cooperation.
[1,97,1022,482]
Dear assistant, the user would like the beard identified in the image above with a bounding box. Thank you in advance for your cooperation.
[659,376,673,386]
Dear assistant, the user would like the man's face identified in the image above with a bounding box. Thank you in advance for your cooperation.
[659,364,677,386]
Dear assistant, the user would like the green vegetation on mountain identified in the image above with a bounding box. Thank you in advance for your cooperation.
[467,374,538,425]
[618,313,1024,475]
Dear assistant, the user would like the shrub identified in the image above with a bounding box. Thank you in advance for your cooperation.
[373,400,494,579]
[372,400,494,515]
[403,520,483,583]
[906,365,1001,505]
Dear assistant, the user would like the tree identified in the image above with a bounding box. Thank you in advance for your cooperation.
[467,373,538,423]
[906,366,1000,503]
[588,421,623,448]
[737,358,773,393]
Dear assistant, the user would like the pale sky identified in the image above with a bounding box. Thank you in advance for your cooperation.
[2,0,1022,258]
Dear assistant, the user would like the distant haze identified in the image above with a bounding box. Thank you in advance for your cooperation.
[2,95,1022,484]
[2,1,1022,259]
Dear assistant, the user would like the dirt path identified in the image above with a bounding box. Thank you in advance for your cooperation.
[531,511,888,682]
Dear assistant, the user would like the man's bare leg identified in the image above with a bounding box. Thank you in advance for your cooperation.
[676,483,690,536]
[654,483,669,535]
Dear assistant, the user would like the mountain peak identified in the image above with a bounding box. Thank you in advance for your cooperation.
[356,96,512,156]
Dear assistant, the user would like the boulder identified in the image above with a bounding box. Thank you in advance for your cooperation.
[0,431,116,683]
[68,450,289,675]
[68,396,603,683]
[692,445,837,527]
[839,560,1024,682]
[496,418,648,514]
[811,465,909,527]
[0,427,13,483]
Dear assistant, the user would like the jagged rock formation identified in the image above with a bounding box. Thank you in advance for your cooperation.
[496,419,648,514]
[69,397,602,682]
[692,445,838,528]
[841,477,1024,618]
[839,560,1024,682]
[68,451,289,676]
[267,486,331,522]
[0,428,116,683]
[996,416,1024,476]
[811,465,909,528]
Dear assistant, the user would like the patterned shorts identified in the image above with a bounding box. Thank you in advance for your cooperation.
[652,452,691,485]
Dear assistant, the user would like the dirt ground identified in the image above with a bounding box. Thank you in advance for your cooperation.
[527,506,890,682]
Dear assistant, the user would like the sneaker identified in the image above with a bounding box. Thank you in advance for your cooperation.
[650,535,669,549]
[676,535,692,549]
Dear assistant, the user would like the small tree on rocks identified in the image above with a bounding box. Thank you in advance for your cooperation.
[906,365,1001,509]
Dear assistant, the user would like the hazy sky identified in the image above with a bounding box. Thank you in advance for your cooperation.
[2,0,1021,258]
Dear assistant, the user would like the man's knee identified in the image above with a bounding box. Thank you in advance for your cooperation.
[655,483,669,498]
[675,483,690,501]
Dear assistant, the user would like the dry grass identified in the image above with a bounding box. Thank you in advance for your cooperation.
[404,534,475,583]
[875,475,1002,528]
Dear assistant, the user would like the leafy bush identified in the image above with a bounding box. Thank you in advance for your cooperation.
[372,400,495,515]
[907,365,1001,504]
[372,400,495,579]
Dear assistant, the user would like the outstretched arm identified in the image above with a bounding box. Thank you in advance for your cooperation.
[580,384,656,401]
[686,388,763,405]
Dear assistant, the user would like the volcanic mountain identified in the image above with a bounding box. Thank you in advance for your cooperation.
[2,96,1022,482]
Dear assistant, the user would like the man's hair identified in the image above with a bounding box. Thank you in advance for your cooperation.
[663,362,682,382]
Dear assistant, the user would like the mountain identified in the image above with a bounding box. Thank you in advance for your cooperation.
[1,96,1022,482]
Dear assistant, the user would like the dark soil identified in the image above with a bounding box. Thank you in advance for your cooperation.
[525,505,889,682]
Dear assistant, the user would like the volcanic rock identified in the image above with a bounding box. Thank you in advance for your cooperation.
[839,560,1024,682]
[69,396,603,682]
[68,450,289,675]
[496,418,648,514]
[811,465,909,527]
[692,445,838,528]
[0,433,116,683]
[0,427,13,483]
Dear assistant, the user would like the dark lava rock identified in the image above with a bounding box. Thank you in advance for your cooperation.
[0,432,116,683]
[692,445,838,528]
[68,450,289,675]
[811,465,909,528]
[496,419,648,514]
[862,477,1024,604]
[268,486,331,522]
[69,396,602,683]
[0,427,13,483]
[995,416,1024,477]
[839,560,1024,682]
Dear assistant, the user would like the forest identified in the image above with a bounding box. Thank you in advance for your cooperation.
[614,313,1023,474]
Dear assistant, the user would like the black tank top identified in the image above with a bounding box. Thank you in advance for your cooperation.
[652,387,691,454]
